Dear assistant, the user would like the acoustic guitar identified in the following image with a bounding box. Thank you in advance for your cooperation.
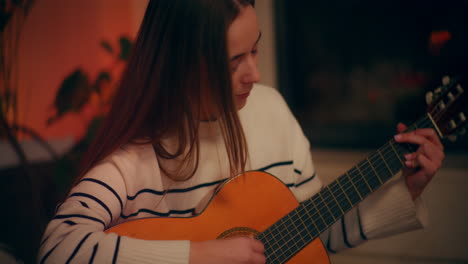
[106,76,467,263]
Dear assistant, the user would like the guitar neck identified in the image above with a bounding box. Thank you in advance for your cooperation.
[257,114,437,263]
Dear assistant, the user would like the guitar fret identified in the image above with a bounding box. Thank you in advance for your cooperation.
[350,169,371,197]
[345,172,363,200]
[259,114,442,263]
[336,180,353,206]
[326,185,344,214]
[338,175,361,205]
[360,160,382,191]
[306,199,328,231]
[300,203,320,236]
[294,210,313,242]
[389,140,404,165]
[355,164,373,192]
[311,196,333,228]
[370,152,393,182]
[366,157,383,184]
[287,214,304,244]
[318,193,336,222]
[322,187,343,220]
[378,148,395,175]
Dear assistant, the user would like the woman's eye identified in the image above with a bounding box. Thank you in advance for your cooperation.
[231,63,240,72]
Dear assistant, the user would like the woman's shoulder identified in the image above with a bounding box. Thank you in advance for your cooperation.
[91,142,158,178]
[241,83,294,122]
[250,83,286,103]
[81,142,160,192]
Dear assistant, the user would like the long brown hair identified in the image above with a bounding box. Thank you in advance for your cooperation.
[73,0,255,186]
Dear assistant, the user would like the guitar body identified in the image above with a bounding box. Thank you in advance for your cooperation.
[106,171,329,263]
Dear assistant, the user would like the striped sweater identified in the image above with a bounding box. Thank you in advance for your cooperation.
[38,84,427,263]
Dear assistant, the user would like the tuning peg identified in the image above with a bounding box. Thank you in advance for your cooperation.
[425,91,434,104]
[449,120,457,129]
[442,76,451,86]
[448,135,458,142]
[460,112,467,122]
[447,92,455,102]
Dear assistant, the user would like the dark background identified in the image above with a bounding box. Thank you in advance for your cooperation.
[275,0,468,152]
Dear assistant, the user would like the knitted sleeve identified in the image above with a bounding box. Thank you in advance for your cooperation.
[37,157,190,264]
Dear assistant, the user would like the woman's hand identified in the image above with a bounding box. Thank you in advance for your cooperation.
[394,123,445,200]
[190,236,265,264]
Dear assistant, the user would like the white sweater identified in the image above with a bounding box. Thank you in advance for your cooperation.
[38,84,427,263]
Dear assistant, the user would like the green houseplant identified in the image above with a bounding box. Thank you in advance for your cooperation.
[48,36,133,197]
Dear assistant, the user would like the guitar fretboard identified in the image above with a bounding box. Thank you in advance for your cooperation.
[257,114,436,263]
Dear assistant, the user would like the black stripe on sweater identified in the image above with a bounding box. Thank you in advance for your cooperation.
[89,243,98,264]
[295,172,317,187]
[341,218,354,248]
[257,160,293,171]
[64,220,77,225]
[357,206,368,240]
[325,230,337,254]
[40,242,59,264]
[285,173,317,188]
[112,236,121,264]
[54,214,106,228]
[66,232,92,264]
[70,192,113,222]
[121,208,196,219]
[80,178,123,210]
[127,179,227,200]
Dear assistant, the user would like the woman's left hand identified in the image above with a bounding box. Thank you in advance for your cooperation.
[394,123,445,200]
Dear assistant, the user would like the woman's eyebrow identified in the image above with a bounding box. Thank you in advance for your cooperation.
[230,31,262,62]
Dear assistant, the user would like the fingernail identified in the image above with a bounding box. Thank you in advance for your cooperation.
[405,154,411,159]
[405,160,412,167]
[394,134,402,141]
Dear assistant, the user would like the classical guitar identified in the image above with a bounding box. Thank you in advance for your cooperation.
[106,76,467,263]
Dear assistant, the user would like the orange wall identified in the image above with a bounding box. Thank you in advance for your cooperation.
[16,0,147,141]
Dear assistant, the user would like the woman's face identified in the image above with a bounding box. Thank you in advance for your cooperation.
[227,5,261,111]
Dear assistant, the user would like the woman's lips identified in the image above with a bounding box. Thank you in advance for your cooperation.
[236,91,251,100]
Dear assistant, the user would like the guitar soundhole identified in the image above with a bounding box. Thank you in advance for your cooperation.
[217,227,260,239]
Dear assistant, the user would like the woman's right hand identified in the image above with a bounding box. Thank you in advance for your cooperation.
[190,236,266,264]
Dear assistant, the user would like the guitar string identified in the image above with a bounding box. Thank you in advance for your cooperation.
[264,141,406,263]
[265,116,433,262]
[265,96,448,261]
[266,115,436,262]
[266,137,420,263]
[264,141,406,260]
[263,117,433,262]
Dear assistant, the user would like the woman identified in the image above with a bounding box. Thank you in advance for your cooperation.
[39,0,444,263]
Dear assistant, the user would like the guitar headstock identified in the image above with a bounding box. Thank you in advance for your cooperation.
[426,76,467,141]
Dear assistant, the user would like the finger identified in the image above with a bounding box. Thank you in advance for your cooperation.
[394,132,429,146]
[414,128,444,149]
[404,152,417,161]
[405,158,419,169]
[395,129,444,150]
[252,253,266,264]
[251,238,265,253]
[417,152,438,176]
[417,141,445,165]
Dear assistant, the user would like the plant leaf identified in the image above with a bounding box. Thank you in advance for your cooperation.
[118,36,132,61]
[48,69,92,125]
[92,71,111,94]
[101,40,114,54]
